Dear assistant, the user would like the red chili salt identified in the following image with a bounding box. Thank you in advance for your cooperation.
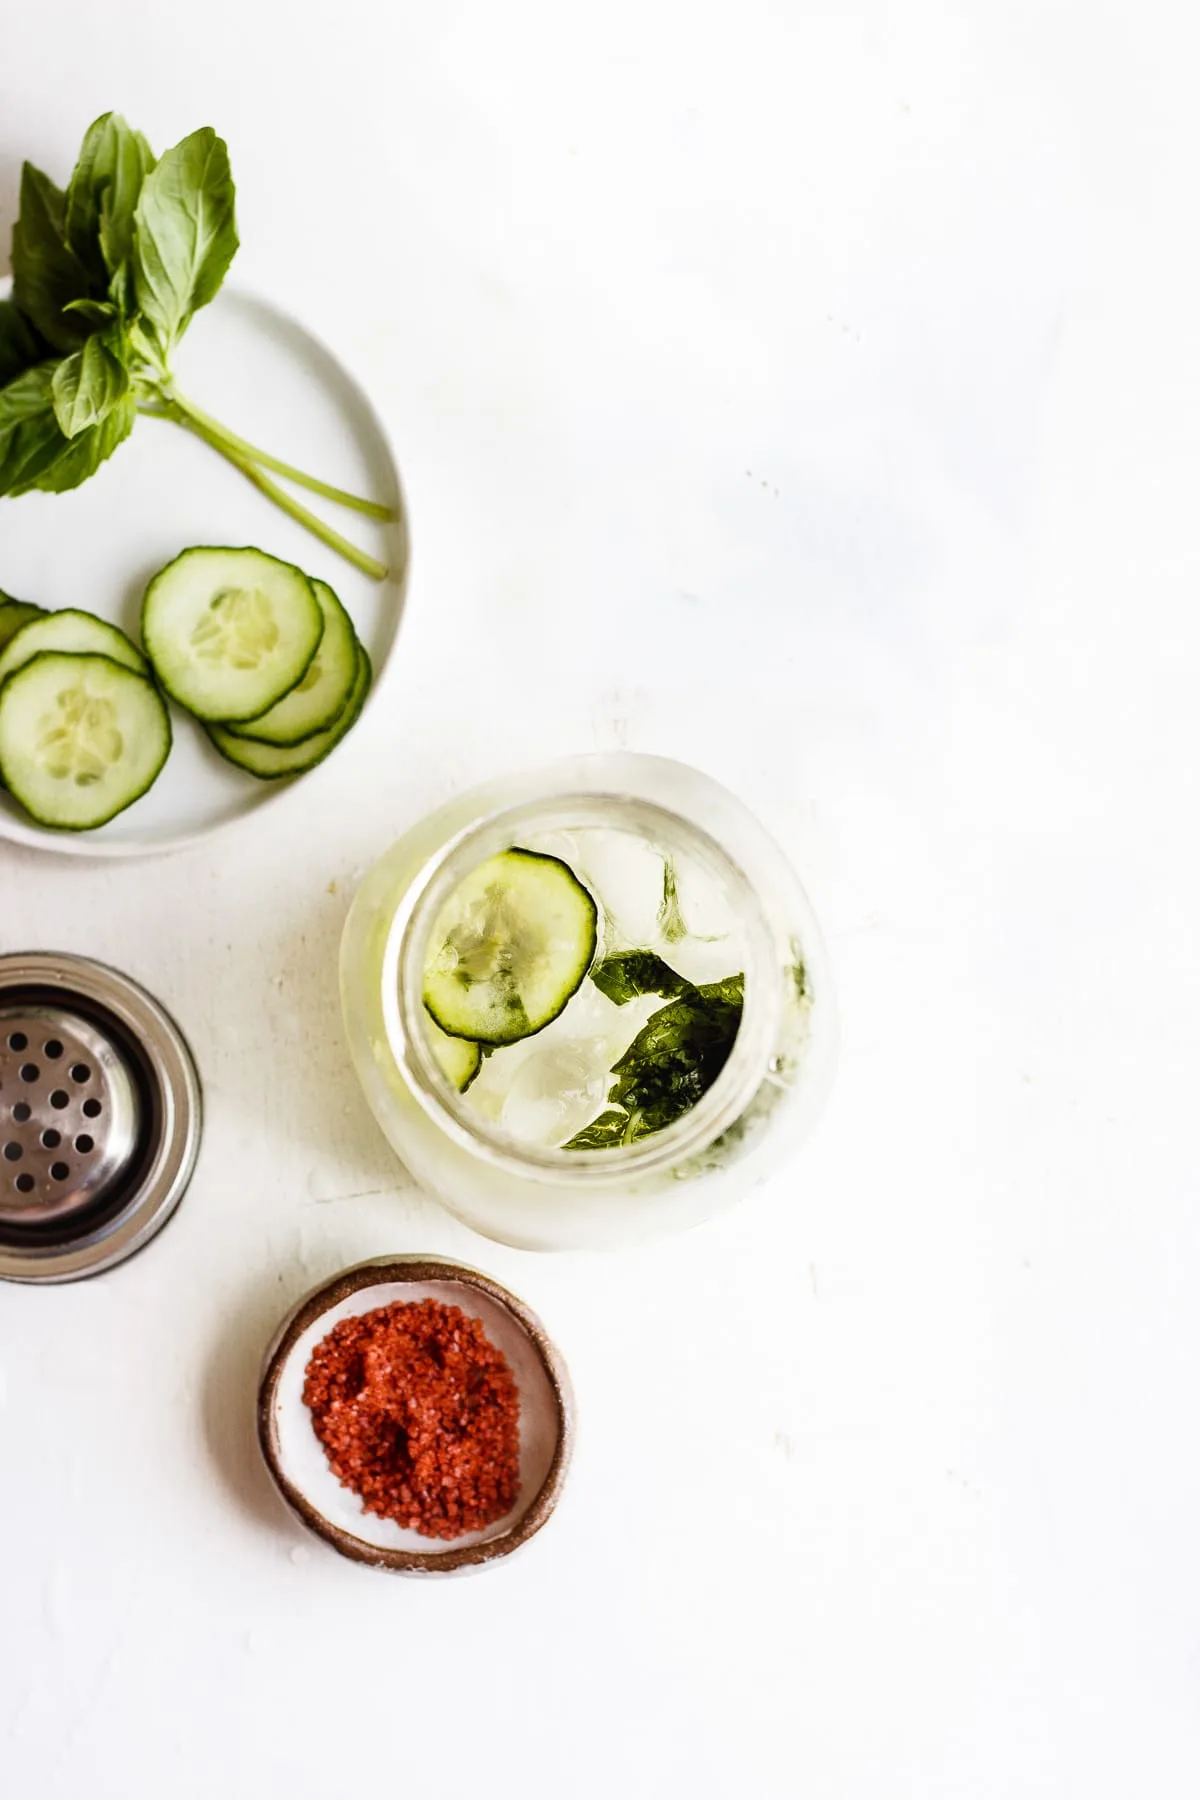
[302,1297,521,1540]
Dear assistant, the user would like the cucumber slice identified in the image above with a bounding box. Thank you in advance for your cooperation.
[423,849,598,1045]
[226,580,359,746]
[142,547,324,723]
[425,1014,483,1092]
[205,644,371,779]
[0,652,171,831]
[0,600,46,655]
[0,608,148,689]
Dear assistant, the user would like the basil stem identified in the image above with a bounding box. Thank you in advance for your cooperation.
[150,397,390,582]
[164,390,393,521]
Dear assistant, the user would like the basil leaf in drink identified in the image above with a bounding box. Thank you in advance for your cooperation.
[590,951,692,1007]
[607,975,744,1135]
[11,164,94,352]
[133,128,238,351]
[658,857,688,943]
[51,334,131,437]
[563,1110,632,1151]
[0,300,45,388]
[66,113,156,286]
[0,365,68,494]
[564,971,745,1148]
[657,856,724,944]
[693,973,745,1008]
[26,388,137,494]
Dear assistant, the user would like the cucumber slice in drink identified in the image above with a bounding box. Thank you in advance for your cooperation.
[0,600,47,655]
[425,1015,483,1092]
[0,608,148,688]
[226,580,359,746]
[0,652,171,830]
[205,644,371,779]
[142,547,324,723]
[423,849,599,1045]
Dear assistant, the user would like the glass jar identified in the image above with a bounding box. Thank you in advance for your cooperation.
[340,755,835,1250]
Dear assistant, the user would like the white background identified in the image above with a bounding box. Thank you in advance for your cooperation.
[3,3,1199,1794]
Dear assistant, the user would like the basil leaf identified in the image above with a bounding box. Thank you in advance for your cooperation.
[108,259,137,324]
[51,334,131,437]
[27,389,137,495]
[607,978,744,1135]
[658,858,688,943]
[565,971,746,1149]
[133,127,238,351]
[0,365,68,493]
[11,164,94,353]
[66,116,116,275]
[590,952,691,1007]
[66,113,154,285]
[0,361,136,498]
[694,973,745,1007]
[563,1110,632,1151]
[63,298,118,327]
[0,300,45,387]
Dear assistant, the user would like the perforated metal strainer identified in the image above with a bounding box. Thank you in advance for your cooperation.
[0,952,201,1283]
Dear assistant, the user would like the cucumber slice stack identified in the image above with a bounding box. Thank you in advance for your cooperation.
[0,596,48,655]
[141,549,373,781]
[0,547,375,832]
[224,581,360,747]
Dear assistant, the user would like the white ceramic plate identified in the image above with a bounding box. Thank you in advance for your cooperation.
[0,283,408,858]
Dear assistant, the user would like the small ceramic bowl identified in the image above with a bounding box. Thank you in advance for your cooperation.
[257,1256,574,1574]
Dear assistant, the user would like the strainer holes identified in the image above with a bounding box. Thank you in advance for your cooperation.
[7,1032,27,1052]
[3,1143,22,1162]
[11,1103,30,1124]
[49,1090,69,1110]
[19,1064,39,1083]
[70,1063,91,1084]
[14,1173,34,1194]
[50,1162,69,1182]
[74,1134,94,1154]
[41,1129,61,1150]
[82,1098,102,1119]
[44,1039,63,1059]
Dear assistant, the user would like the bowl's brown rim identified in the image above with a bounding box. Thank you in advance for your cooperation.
[256,1256,575,1574]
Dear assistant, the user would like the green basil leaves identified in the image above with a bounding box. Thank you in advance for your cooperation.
[1,115,392,576]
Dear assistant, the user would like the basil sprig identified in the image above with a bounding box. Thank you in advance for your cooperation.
[1,115,393,579]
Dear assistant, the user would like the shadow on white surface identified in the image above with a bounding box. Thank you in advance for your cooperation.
[200,1262,314,1542]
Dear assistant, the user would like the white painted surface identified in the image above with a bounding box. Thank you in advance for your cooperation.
[2,4,1199,1794]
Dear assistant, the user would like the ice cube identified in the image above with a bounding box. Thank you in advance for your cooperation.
[500,1038,613,1147]
[568,827,666,952]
